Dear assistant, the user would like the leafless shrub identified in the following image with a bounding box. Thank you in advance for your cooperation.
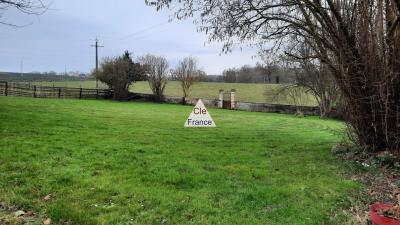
[268,84,312,108]
[139,54,169,102]
[173,57,201,103]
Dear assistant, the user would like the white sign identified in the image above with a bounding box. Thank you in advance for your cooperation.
[184,99,216,127]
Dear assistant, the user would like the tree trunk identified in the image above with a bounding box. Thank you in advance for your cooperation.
[343,68,400,151]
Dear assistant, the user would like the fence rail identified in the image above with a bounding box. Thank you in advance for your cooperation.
[0,81,113,99]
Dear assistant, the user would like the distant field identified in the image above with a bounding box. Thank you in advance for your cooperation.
[29,80,318,106]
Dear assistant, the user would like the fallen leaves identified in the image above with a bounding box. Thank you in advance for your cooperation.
[338,162,400,224]
[0,202,41,224]
[43,194,52,202]
[43,218,52,225]
[25,211,34,217]
[14,210,25,217]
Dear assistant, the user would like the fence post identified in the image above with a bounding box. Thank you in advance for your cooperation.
[5,81,8,96]
[96,89,99,99]
[33,85,37,98]
[58,88,61,98]
[79,88,82,99]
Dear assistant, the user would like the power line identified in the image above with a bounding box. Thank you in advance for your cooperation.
[106,21,171,42]
[129,26,178,41]
[91,38,104,89]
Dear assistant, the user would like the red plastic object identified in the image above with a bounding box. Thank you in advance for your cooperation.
[370,203,400,225]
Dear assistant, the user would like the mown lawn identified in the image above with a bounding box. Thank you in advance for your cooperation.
[30,80,318,106]
[0,96,358,224]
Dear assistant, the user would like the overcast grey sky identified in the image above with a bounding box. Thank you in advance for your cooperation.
[0,1,259,75]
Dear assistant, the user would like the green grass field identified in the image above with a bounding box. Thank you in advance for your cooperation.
[30,80,318,106]
[0,97,358,224]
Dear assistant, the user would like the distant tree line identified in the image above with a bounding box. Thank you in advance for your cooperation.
[0,72,89,82]
[219,64,295,84]
[185,64,297,84]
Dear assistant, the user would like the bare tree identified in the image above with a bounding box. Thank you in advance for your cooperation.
[258,54,280,84]
[236,65,253,83]
[222,68,237,83]
[0,0,48,26]
[270,84,312,108]
[255,63,274,84]
[173,57,200,104]
[140,54,169,102]
[280,44,341,118]
[295,63,341,118]
[147,0,400,153]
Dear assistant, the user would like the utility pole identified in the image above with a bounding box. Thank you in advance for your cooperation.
[91,38,104,89]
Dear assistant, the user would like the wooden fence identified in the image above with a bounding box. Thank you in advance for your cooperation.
[0,81,113,99]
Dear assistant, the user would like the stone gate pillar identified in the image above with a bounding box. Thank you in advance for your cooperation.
[218,89,224,108]
[230,89,236,109]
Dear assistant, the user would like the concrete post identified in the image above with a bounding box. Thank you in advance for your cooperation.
[218,89,224,108]
[230,89,236,109]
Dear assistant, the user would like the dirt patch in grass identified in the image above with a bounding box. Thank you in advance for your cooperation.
[0,202,44,225]
[332,143,400,224]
